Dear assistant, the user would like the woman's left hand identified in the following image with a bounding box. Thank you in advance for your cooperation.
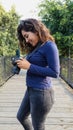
[16,58,31,70]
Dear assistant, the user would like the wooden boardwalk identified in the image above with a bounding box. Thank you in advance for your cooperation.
[0,70,73,130]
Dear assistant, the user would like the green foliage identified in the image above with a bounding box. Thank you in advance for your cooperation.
[38,0,73,58]
[0,4,20,56]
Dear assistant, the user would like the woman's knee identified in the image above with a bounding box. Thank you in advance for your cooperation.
[17,111,21,122]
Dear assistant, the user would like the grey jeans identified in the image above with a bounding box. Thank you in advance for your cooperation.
[17,87,54,130]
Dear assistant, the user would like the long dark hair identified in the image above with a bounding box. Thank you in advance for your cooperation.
[17,18,55,53]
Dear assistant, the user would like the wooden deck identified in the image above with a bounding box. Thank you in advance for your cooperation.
[0,70,73,130]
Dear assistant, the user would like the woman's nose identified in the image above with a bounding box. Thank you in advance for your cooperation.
[25,38,29,43]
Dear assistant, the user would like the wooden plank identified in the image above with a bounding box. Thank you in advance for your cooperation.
[0,70,73,130]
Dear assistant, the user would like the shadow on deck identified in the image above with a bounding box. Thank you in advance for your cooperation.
[0,70,73,130]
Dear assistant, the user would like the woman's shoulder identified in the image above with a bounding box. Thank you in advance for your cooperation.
[43,40,57,48]
[39,40,59,56]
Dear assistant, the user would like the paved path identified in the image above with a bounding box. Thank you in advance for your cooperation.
[0,70,73,130]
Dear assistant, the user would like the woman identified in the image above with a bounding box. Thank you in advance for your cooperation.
[16,18,60,130]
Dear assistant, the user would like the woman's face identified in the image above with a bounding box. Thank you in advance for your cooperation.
[21,30,39,47]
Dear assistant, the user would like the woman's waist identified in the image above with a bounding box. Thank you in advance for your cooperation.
[27,85,53,92]
[26,76,52,89]
[26,75,51,83]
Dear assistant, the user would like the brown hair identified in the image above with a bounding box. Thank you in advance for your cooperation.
[17,18,55,53]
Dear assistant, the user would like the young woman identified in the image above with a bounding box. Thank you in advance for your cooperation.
[16,18,60,130]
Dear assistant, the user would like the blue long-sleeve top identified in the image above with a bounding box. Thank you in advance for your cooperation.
[26,41,60,89]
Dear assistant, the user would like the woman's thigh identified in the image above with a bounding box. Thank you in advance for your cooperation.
[29,87,54,128]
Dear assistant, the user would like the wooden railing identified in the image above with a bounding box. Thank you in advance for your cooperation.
[0,56,13,86]
[60,58,73,88]
[0,56,73,88]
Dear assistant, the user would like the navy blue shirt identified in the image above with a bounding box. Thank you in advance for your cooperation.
[26,41,60,89]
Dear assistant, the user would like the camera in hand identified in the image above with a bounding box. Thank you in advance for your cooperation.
[11,56,20,74]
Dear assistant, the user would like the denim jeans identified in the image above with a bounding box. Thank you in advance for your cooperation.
[17,87,54,130]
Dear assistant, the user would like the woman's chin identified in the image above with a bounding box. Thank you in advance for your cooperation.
[31,43,35,47]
